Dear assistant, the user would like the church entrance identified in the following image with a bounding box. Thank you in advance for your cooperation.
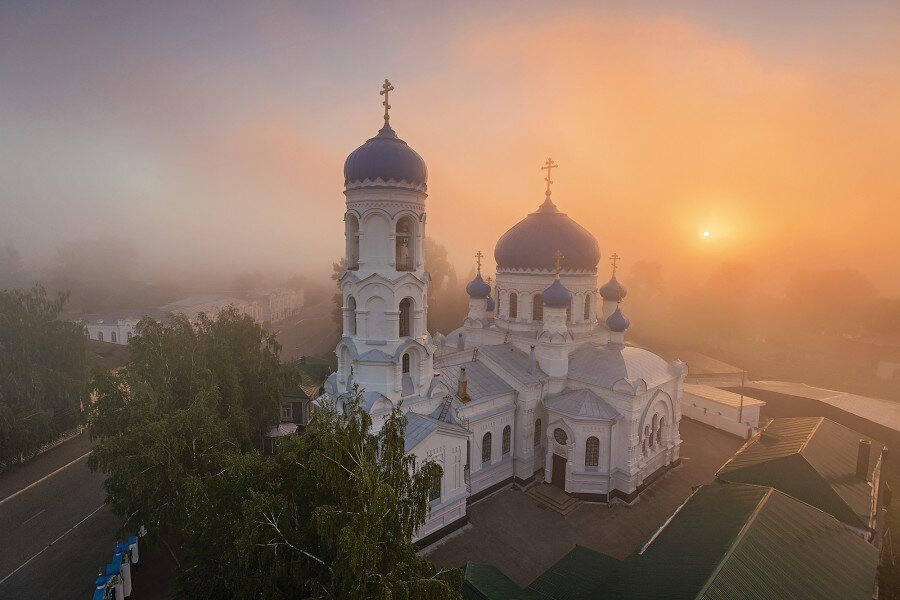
[551,453,567,490]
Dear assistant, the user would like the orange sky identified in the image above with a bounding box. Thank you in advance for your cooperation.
[1,2,899,295]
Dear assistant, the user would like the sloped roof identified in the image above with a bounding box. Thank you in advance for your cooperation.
[525,545,621,600]
[683,384,765,408]
[568,344,676,391]
[282,386,310,400]
[600,482,879,600]
[478,344,546,385]
[435,360,514,401]
[463,562,543,600]
[545,389,620,421]
[356,349,396,363]
[717,417,883,529]
[404,411,467,453]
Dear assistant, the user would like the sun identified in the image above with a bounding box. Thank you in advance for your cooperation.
[703,231,711,238]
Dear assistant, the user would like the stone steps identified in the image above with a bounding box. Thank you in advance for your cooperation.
[527,483,583,516]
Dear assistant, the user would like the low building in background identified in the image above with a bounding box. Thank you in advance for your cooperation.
[263,386,312,455]
[77,309,168,345]
[717,416,890,546]
[160,294,260,322]
[681,383,765,438]
[246,288,304,323]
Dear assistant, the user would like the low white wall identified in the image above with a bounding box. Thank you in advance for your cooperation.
[681,403,755,438]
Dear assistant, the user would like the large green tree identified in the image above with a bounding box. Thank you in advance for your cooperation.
[0,286,87,467]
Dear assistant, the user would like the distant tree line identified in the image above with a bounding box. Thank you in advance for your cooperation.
[88,308,462,599]
[0,286,88,470]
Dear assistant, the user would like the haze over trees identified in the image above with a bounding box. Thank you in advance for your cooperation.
[87,309,460,598]
[0,286,87,470]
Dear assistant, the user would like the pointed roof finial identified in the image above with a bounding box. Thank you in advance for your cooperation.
[475,250,484,275]
[541,157,558,198]
[610,253,621,276]
[380,79,394,123]
[553,249,565,279]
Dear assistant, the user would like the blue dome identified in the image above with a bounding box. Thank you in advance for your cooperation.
[486,297,496,312]
[599,276,627,302]
[494,199,600,272]
[466,273,491,299]
[344,123,427,188]
[607,307,630,333]
[542,278,573,308]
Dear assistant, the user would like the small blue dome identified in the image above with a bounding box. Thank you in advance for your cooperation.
[344,123,427,188]
[486,297,496,312]
[494,199,600,272]
[599,276,627,302]
[542,278,573,308]
[466,273,491,299]
[607,307,630,333]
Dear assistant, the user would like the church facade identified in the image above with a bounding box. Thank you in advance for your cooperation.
[320,81,686,544]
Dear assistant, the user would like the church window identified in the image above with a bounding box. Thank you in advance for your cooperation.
[347,215,360,270]
[502,425,511,456]
[509,293,518,319]
[532,294,543,321]
[98,331,104,342]
[126,331,133,342]
[111,331,117,344]
[585,436,599,469]
[533,419,542,447]
[657,417,665,445]
[482,432,492,465]
[399,297,412,337]
[651,414,659,448]
[395,217,414,271]
[347,296,357,336]
[429,476,441,503]
[402,353,410,374]
[566,300,572,323]
[496,292,501,315]
[554,428,568,445]
[643,425,651,455]
[583,295,591,321]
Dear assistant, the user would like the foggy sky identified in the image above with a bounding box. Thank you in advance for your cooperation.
[2,1,899,294]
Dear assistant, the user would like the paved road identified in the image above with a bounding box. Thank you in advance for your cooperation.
[0,432,121,600]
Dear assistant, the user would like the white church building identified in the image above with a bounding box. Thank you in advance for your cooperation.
[320,81,686,545]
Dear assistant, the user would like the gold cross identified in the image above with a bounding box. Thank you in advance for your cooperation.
[610,253,621,276]
[553,249,564,279]
[380,79,394,122]
[475,250,484,274]
[541,158,558,197]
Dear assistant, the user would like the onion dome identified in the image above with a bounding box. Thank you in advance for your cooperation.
[542,278,573,308]
[494,198,600,272]
[599,276,627,302]
[486,297,496,312]
[466,273,491,299]
[606,307,630,333]
[344,123,427,189]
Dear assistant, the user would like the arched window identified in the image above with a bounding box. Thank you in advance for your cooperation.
[566,300,572,323]
[395,217,414,271]
[502,425,511,456]
[481,432,492,465]
[347,215,360,270]
[111,331,117,344]
[585,436,599,469]
[97,331,104,342]
[347,296,357,336]
[509,293,518,319]
[126,331,133,342]
[554,428,568,445]
[532,293,543,321]
[643,425,651,454]
[657,417,665,445]
[399,297,412,337]
[402,353,410,374]
[496,292,501,315]
[533,418,542,447]
[583,295,591,321]
[651,415,659,448]
[429,476,441,503]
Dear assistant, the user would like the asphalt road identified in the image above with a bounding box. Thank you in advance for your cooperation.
[0,432,121,600]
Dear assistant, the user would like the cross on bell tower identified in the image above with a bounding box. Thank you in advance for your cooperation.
[610,253,621,276]
[542,158,559,197]
[553,249,565,280]
[380,79,394,123]
[475,250,484,275]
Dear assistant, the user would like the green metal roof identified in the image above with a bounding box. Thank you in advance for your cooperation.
[463,562,543,600]
[525,545,620,600]
[717,417,882,530]
[598,482,879,600]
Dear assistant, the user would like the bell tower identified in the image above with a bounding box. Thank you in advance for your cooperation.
[335,80,434,406]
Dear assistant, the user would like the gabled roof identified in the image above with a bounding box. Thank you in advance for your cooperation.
[567,344,676,391]
[478,344,546,385]
[404,411,467,453]
[463,562,543,600]
[525,545,621,600]
[545,389,620,421]
[435,360,514,402]
[356,349,396,363]
[683,383,765,408]
[282,386,310,400]
[717,417,883,529]
[601,482,879,600]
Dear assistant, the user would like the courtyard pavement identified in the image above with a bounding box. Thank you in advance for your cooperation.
[422,418,744,587]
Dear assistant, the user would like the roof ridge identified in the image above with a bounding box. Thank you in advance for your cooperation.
[693,487,773,600]
[797,416,825,454]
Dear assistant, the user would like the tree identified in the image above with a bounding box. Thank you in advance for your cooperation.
[331,257,347,326]
[0,286,87,468]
